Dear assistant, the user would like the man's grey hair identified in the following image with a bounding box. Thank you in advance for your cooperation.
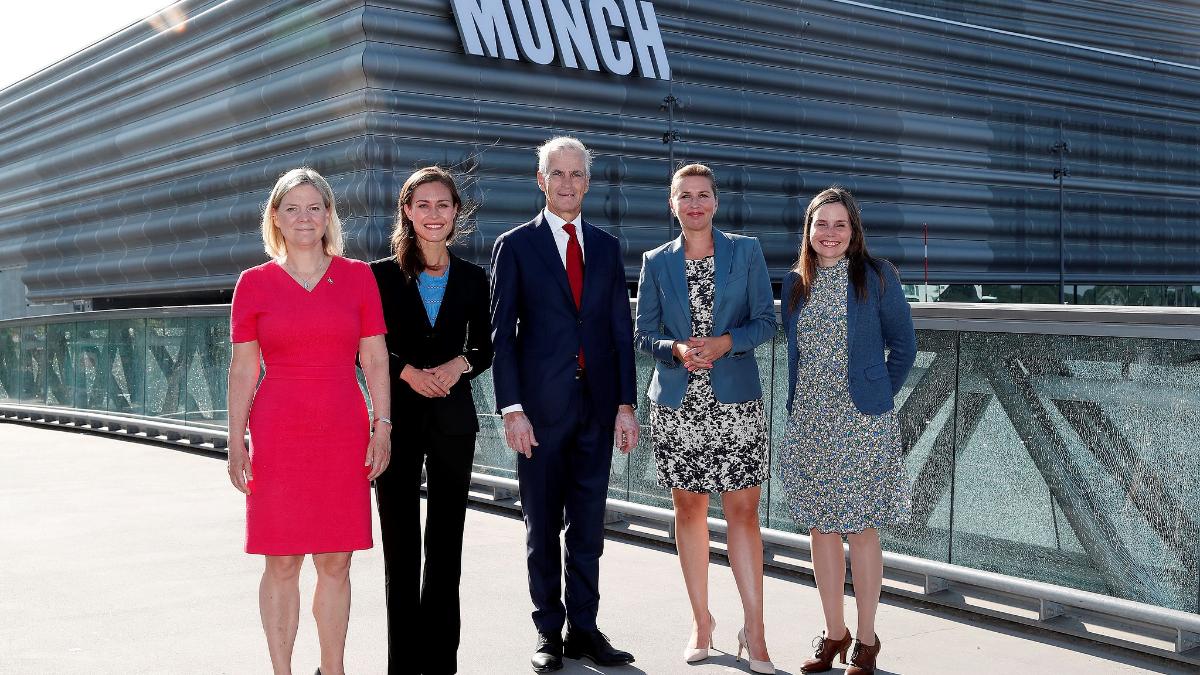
[537,136,593,179]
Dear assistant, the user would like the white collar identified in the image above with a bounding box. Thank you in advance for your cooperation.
[542,208,581,231]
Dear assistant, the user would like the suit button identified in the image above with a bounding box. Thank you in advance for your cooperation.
[577,319,583,326]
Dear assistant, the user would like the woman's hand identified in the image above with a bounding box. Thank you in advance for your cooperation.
[678,334,734,371]
[400,364,449,398]
[422,357,465,393]
[365,422,391,480]
[226,438,253,495]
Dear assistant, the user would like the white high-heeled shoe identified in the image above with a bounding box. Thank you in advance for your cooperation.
[736,627,775,674]
[683,615,716,663]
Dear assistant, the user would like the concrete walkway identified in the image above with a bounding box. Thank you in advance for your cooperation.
[0,423,1187,674]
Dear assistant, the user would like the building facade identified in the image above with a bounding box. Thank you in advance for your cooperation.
[0,0,1197,319]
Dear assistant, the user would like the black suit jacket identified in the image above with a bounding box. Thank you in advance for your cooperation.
[370,253,493,435]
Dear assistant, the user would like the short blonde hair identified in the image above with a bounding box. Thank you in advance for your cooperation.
[260,167,345,260]
[670,163,717,198]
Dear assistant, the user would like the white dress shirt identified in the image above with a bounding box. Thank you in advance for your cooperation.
[500,208,586,417]
[542,207,586,265]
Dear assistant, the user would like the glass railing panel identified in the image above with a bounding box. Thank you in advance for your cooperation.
[470,373,515,480]
[0,325,20,403]
[18,324,46,405]
[44,323,74,407]
[883,329,957,563]
[766,326,791,531]
[185,316,231,424]
[108,319,147,415]
[0,325,18,403]
[951,331,1200,611]
[144,318,188,421]
[75,320,109,411]
[627,349,669,510]
[755,336,776,525]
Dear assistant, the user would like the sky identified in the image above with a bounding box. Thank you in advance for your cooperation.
[0,0,183,92]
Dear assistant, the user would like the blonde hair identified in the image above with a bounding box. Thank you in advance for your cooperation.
[670,163,717,198]
[260,167,344,260]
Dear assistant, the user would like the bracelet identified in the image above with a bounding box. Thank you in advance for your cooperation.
[373,416,392,426]
[459,355,472,374]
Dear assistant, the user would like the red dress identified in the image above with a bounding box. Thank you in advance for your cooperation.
[231,256,386,555]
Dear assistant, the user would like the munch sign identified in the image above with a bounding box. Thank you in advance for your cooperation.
[451,0,671,80]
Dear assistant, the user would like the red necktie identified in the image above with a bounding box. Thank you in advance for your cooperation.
[563,222,585,367]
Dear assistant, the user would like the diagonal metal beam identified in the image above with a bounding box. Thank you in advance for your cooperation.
[1054,399,1198,572]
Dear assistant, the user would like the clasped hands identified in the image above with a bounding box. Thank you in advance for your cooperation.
[401,358,465,398]
[504,404,639,459]
[673,334,734,371]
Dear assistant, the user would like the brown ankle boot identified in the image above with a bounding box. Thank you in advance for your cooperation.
[845,635,882,675]
[799,627,852,673]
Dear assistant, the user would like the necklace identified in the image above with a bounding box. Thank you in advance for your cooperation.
[284,256,331,291]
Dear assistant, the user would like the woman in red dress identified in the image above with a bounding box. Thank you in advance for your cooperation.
[226,167,391,675]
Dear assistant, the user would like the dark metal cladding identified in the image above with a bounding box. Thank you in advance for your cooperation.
[0,0,1197,311]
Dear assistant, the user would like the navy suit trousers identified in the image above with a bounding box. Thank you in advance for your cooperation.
[516,377,615,634]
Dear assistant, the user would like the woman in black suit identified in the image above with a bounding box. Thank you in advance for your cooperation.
[370,166,492,675]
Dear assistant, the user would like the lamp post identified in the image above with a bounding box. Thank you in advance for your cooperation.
[1051,122,1070,304]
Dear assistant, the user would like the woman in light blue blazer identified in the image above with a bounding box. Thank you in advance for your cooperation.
[778,187,915,675]
[635,164,777,673]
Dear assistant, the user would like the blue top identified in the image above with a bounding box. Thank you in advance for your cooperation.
[418,264,449,324]
[780,259,916,415]
[633,228,777,408]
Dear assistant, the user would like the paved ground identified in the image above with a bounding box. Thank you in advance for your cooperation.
[1,423,1190,674]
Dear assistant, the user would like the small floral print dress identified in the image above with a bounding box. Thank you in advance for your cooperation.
[778,257,912,533]
[650,255,769,493]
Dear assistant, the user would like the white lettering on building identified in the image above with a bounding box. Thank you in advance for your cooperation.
[451,0,671,80]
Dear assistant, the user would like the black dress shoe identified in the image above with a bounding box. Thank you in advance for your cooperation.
[531,631,564,673]
[563,627,635,666]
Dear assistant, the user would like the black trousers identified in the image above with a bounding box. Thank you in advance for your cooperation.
[517,379,616,634]
[376,425,476,675]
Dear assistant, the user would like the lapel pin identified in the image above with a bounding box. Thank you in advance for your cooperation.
[328,277,334,284]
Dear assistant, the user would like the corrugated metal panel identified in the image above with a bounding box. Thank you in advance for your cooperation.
[0,0,377,303]
[0,0,1196,307]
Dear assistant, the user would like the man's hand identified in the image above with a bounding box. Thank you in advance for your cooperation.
[503,411,539,458]
[614,404,639,453]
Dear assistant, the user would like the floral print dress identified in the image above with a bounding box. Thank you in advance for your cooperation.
[778,257,912,533]
[650,255,769,493]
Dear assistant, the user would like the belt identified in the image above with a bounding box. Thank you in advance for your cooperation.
[263,364,356,380]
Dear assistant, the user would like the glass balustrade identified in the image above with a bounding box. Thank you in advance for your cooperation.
[1,305,1197,613]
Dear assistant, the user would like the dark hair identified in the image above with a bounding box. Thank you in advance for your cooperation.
[389,166,472,281]
[788,186,884,310]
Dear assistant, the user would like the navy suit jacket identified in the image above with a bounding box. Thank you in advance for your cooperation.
[634,229,776,408]
[780,260,916,415]
[489,213,636,427]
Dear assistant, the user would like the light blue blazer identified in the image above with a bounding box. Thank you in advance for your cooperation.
[634,229,777,409]
[780,260,916,416]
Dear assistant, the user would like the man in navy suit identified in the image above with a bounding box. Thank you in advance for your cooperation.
[490,137,639,672]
